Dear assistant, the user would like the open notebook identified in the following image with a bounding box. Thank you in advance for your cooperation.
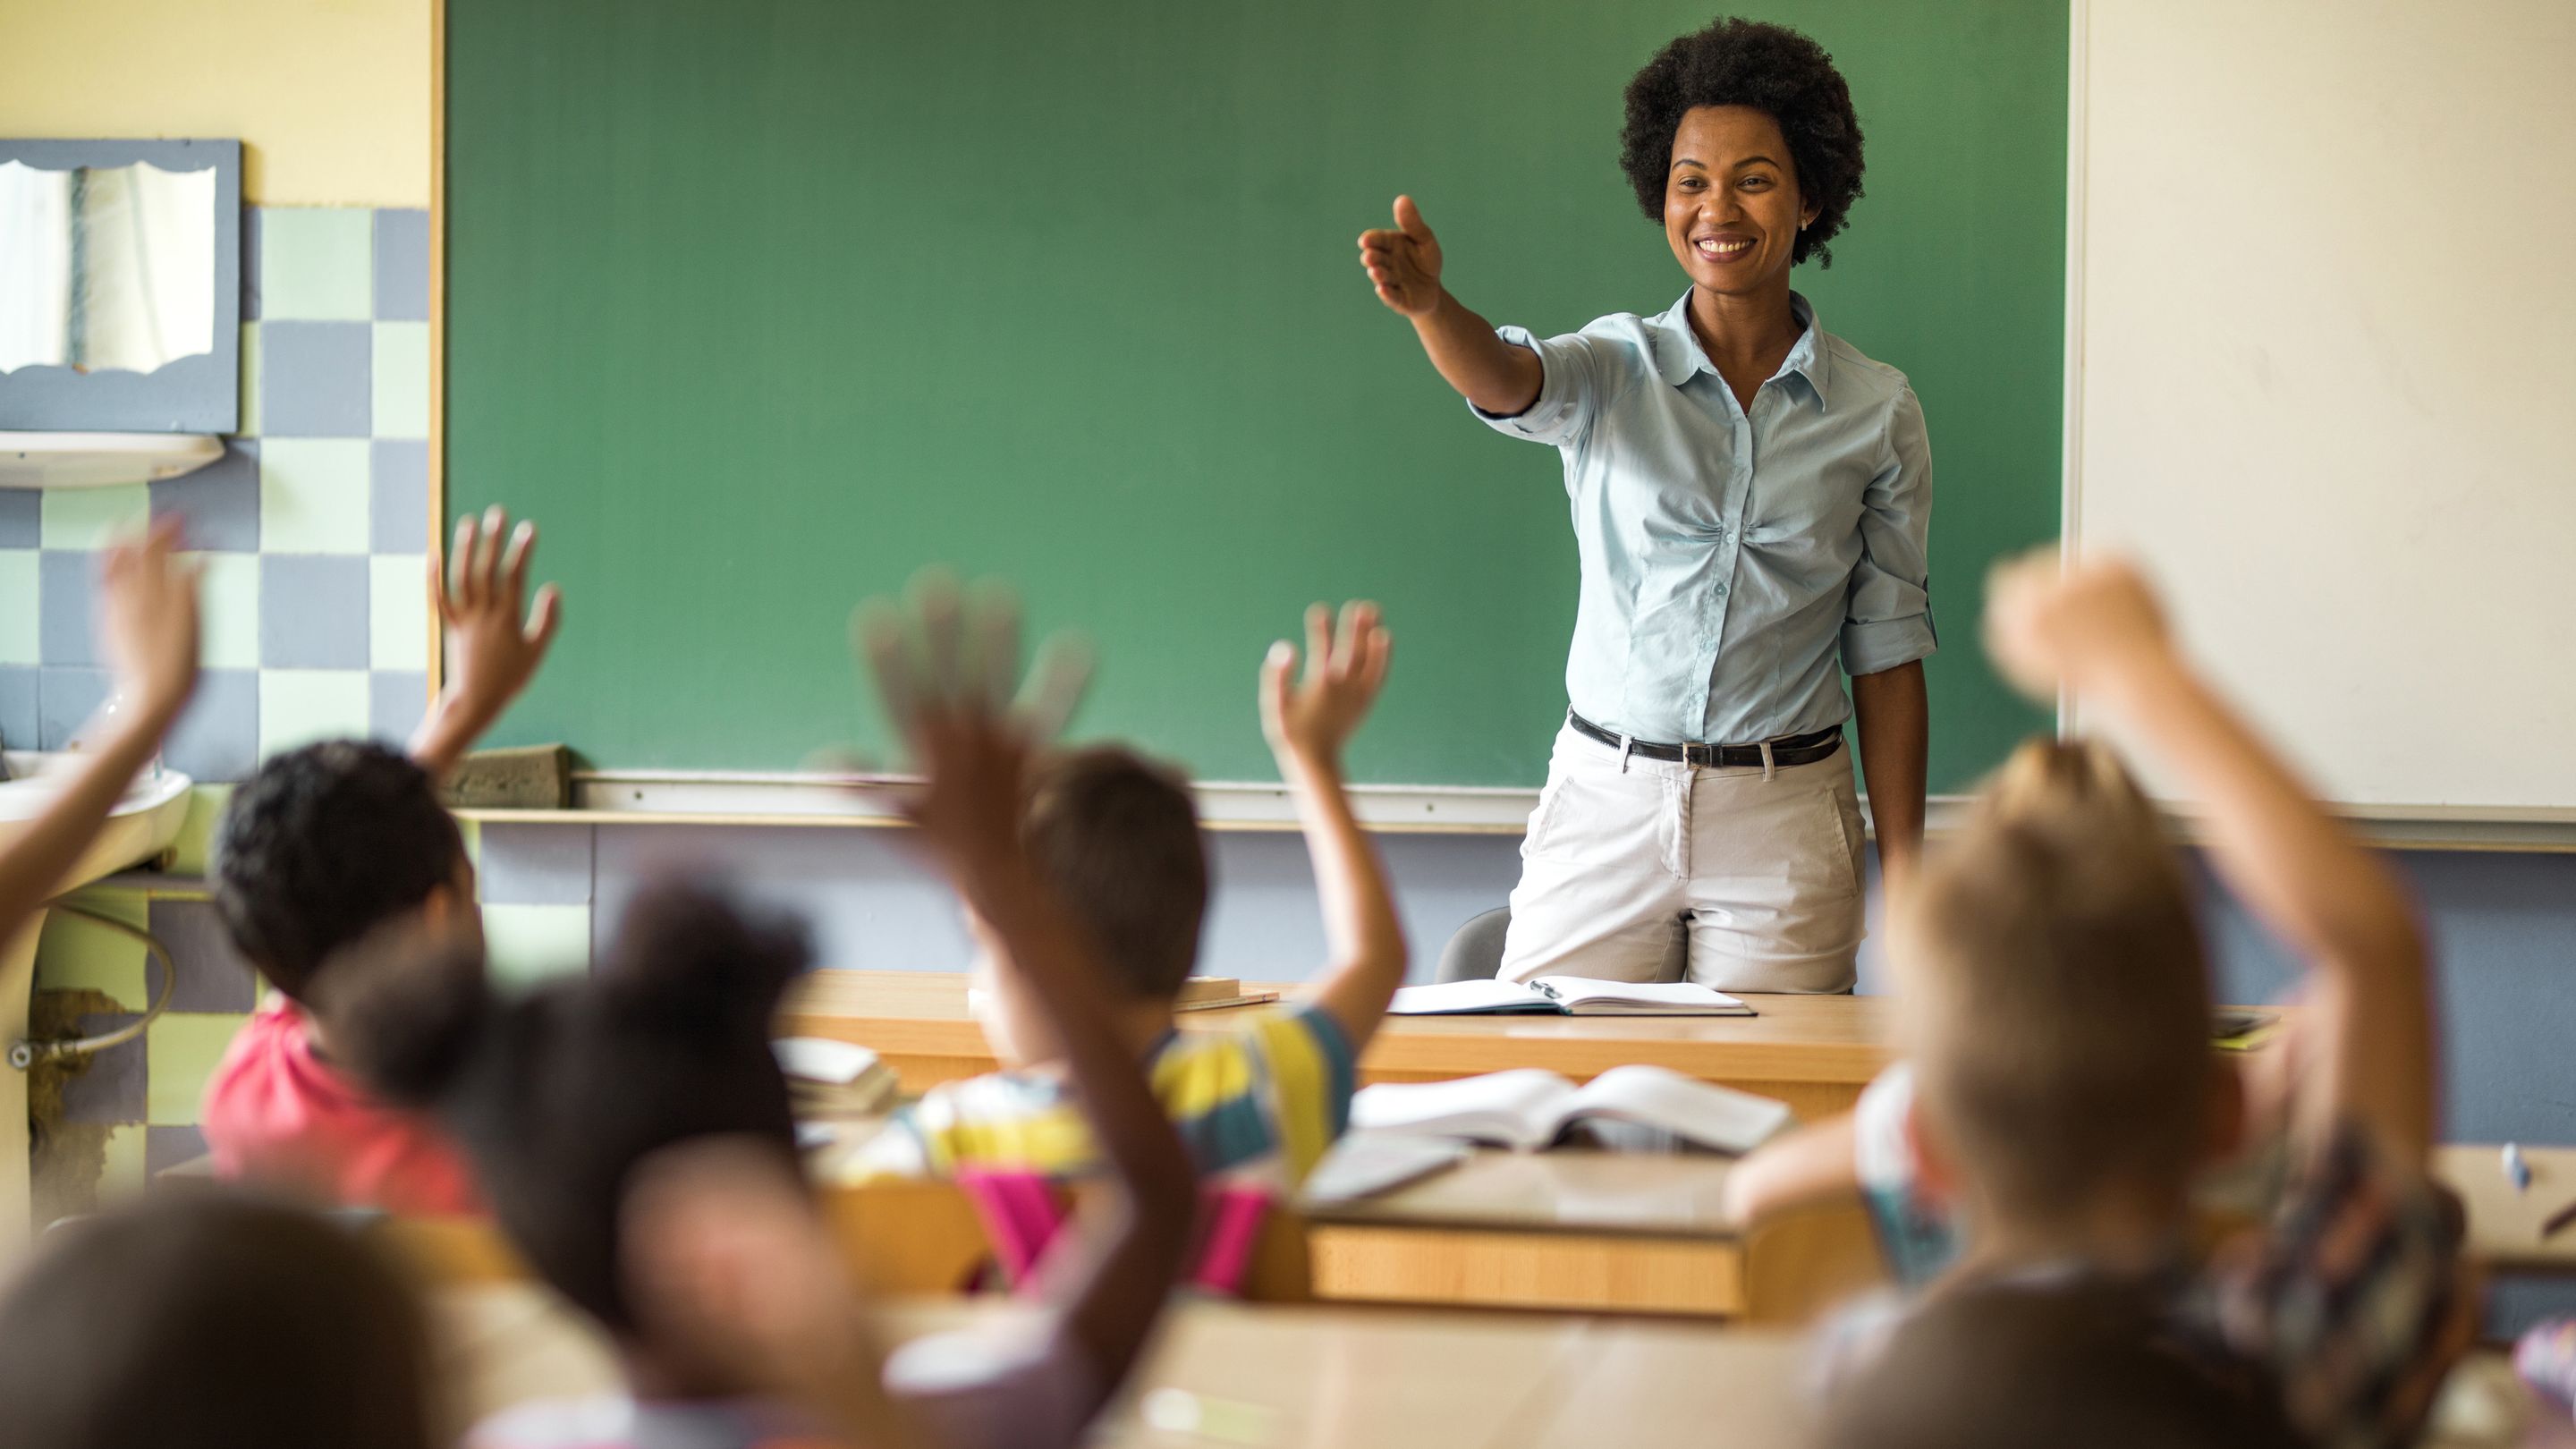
[1351,1066,1792,1154]
[1388,977,1753,1017]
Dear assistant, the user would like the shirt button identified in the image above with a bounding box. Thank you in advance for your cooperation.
[1714,582,1729,597]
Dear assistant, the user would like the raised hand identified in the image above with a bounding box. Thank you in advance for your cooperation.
[852,570,1089,880]
[410,506,564,778]
[95,518,201,728]
[433,505,564,721]
[1358,195,1445,318]
[1983,549,2174,702]
[1261,600,1392,770]
[622,1138,922,1449]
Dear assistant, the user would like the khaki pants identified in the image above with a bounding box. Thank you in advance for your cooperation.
[1498,721,1868,994]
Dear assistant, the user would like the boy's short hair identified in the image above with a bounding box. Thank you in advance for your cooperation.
[213,741,466,1002]
[1822,1277,2298,1449]
[1021,745,1208,1002]
[0,1193,436,1449]
[1899,737,2213,1230]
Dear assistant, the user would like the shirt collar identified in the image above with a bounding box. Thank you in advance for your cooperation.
[1648,290,1832,409]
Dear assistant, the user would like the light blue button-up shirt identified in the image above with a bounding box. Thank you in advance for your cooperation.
[1479,292,1936,746]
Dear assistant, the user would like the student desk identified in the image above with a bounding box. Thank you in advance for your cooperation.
[1300,1140,1880,1321]
[430,1285,1818,1449]
[2437,1143,2576,1275]
[780,970,1894,1120]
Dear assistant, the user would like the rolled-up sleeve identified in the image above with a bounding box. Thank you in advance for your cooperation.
[1839,385,1937,675]
[1470,326,1598,447]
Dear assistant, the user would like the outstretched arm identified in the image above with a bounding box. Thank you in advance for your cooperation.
[1986,552,2434,1163]
[1263,602,1407,1052]
[1721,1113,1861,1227]
[410,506,564,782]
[1358,196,1542,416]
[860,574,1196,1408]
[0,523,199,941]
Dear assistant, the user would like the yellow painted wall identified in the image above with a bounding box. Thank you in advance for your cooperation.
[0,0,430,207]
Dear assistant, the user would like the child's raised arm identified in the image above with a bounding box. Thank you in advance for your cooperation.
[0,522,199,939]
[1261,602,1408,1052]
[1358,196,1543,417]
[859,575,1196,1412]
[1984,552,2434,1164]
[410,506,563,781]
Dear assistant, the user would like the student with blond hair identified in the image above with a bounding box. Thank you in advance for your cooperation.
[1818,553,2469,1449]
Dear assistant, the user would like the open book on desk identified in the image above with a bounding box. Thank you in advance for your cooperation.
[1387,977,1753,1017]
[1351,1066,1792,1154]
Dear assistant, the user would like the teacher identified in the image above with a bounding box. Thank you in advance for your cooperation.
[1356,18,1933,993]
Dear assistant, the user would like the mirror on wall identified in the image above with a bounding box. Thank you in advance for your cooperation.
[0,140,239,435]
[0,160,217,377]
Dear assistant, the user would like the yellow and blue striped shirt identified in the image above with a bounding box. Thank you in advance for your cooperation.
[857,1003,1356,1187]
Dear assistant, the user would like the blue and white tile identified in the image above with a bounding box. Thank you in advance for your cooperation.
[162,670,259,784]
[151,439,260,554]
[370,439,428,553]
[257,322,373,438]
[258,555,370,670]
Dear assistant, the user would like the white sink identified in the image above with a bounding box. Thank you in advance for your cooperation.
[0,751,196,892]
[0,751,197,1253]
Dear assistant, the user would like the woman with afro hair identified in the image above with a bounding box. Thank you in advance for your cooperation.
[1359,17,1934,994]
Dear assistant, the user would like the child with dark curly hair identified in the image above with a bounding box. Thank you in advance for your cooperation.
[1358,16,1934,995]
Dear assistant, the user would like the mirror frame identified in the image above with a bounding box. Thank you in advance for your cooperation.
[0,138,241,434]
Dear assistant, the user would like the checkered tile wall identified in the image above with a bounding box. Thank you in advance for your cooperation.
[13,207,456,1206]
[0,206,434,775]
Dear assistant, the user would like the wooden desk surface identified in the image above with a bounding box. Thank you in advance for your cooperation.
[781,970,1894,1118]
[432,1286,1815,1449]
[2439,1143,2576,1274]
[1304,1140,1737,1239]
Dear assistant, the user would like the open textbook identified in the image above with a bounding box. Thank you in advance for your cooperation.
[1351,1066,1792,1154]
[1387,977,1753,1017]
[773,1037,898,1117]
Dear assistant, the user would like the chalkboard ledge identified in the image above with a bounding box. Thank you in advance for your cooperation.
[445,772,2576,852]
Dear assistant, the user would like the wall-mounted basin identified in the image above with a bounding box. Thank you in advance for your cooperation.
[0,752,195,1251]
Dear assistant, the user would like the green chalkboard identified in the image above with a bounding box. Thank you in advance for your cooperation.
[446,0,2061,790]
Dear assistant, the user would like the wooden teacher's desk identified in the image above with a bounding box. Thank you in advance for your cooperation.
[781,970,1894,1121]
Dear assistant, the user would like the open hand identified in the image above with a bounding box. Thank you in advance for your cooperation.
[1358,196,1445,318]
[432,505,563,723]
[621,1138,902,1435]
[95,518,201,726]
[1983,548,2174,701]
[853,570,1089,879]
[1261,601,1392,770]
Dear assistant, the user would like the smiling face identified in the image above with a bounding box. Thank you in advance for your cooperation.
[1663,105,1817,300]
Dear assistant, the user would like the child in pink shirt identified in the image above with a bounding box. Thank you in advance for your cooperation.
[199,507,563,1214]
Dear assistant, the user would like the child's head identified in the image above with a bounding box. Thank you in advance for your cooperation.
[967,744,1208,1067]
[214,740,477,1004]
[326,879,805,1360]
[1894,737,2224,1241]
[0,1193,436,1449]
[1821,1276,2297,1449]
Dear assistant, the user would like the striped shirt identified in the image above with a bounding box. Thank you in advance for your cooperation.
[857,1003,1356,1187]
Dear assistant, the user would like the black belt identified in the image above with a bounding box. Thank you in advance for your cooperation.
[1568,712,1843,769]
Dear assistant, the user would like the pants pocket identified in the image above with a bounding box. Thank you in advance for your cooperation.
[1824,779,1868,895]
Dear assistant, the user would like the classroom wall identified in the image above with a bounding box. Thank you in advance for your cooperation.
[8,0,437,1211]
[0,0,432,208]
[488,821,2576,1143]
[2072,0,2576,811]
